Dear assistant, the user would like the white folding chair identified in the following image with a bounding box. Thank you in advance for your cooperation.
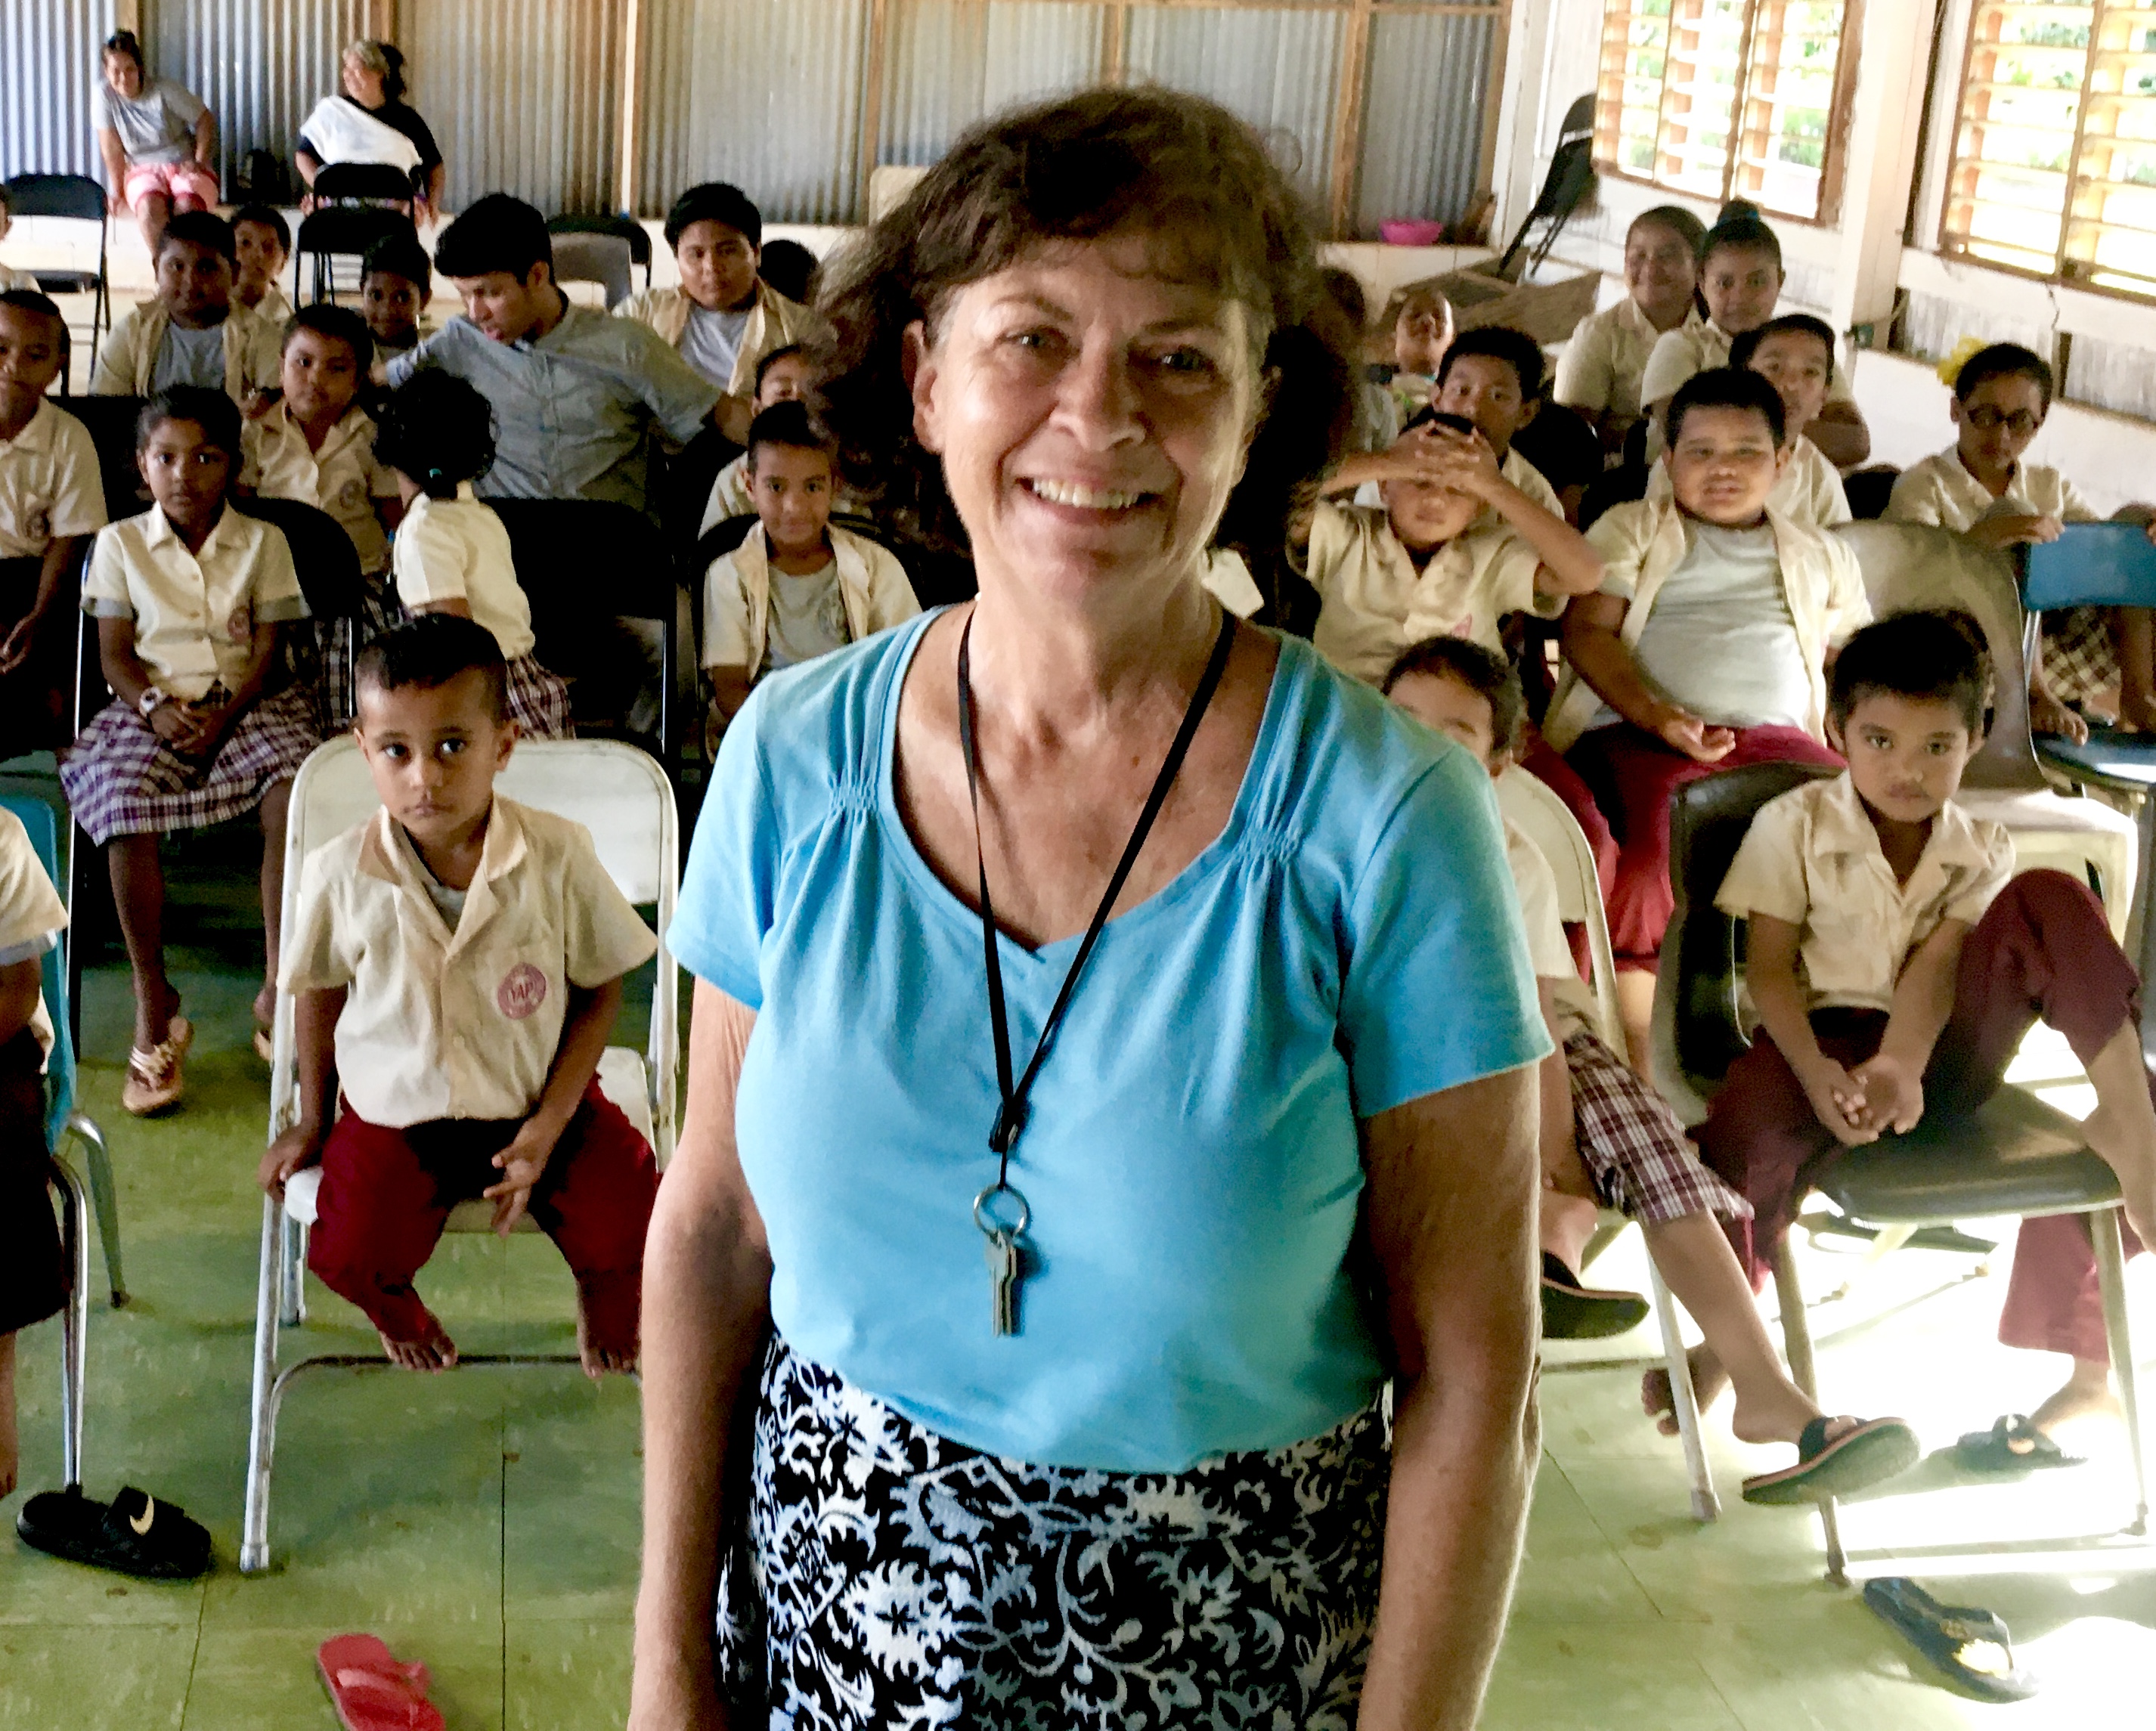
[240,736,679,1574]
[1497,767,1722,1521]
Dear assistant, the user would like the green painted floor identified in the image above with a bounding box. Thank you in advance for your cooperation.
[2,796,2153,1727]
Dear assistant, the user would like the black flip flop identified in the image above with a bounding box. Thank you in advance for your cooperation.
[1540,1253,1651,1340]
[1956,1414,2086,1474]
[1742,1414,1921,1506]
[1863,1576,2037,1702]
[16,1485,212,1579]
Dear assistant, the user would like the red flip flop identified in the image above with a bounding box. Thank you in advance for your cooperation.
[316,1634,445,1731]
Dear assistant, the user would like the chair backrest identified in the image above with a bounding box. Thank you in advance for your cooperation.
[295,206,414,265]
[313,163,415,206]
[2022,522,2156,611]
[5,173,107,226]
[549,232,632,310]
[1832,519,2043,792]
[1843,466,1900,522]
[231,497,364,621]
[51,395,150,522]
[0,792,77,1147]
[271,735,680,1162]
[548,212,652,274]
[1655,760,1842,1111]
[488,497,676,627]
[1494,767,1622,1046]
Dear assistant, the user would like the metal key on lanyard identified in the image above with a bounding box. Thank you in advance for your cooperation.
[974,1184,1028,1338]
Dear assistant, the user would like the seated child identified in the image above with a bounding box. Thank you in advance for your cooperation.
[1386,637,1919,1505]
[91,210,283,404]
[259,615,661,1376]
[358,231,437,363]
[1430,327,1567,523]
[372,370,572,740]
[696,343,815,534]
[60,386,318,1110]
[0,804,70,1497]
[240,303,404,727]
[1639,203,1869,467]
[703,401,921,731]
[0,293,108,751]
[1698,608,2156,1467]
[1642,314,1848,528]
[1380,284,1454,426]
[1296,409,1601,683]
[231,203,293,327]
[1886,342,2156,738]
[0,186,36,291]
[619,183,822,442]
[1551,367,1869,1064]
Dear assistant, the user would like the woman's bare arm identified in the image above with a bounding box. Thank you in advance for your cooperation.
[630,983,771,1731]
[1356,1061,1541,1731]
[97,129,129,212]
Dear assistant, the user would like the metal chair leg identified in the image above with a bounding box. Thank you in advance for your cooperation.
[65,1113,123,1306]
[277,1209,304,1328]
[1771,1234,1847,1583]
[49,1158,90,1491]
[242,1194,285,1575]
[1647,1259,1719,1521]
[2092,1204,2149,1535]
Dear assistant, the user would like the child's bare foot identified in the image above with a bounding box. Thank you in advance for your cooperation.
[2026,1358,2123,1442]
[1642,1345,1731,1436]
[379,1311,457,1372]
[575,1303,636,1382]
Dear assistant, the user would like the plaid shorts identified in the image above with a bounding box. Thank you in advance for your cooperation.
[505,654,573,740]
[2041,605,2119,705]
[1566,1027,1751,1225]
[60,682,318,845]
[316,574,406,733]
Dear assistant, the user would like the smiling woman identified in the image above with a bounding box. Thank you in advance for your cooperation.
[632,87,1550,1731]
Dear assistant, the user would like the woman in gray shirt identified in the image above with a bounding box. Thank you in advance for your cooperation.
[92,31,218,256]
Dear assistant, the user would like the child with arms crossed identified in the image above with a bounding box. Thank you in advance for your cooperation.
[260,617,660,1376]
[1699,609,2156,1467]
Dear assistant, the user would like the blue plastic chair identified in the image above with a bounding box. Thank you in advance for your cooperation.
[1,794,116,1494]
[2024,523,2156,792]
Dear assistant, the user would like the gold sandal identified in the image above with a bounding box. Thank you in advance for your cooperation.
[122,1015,193,1116]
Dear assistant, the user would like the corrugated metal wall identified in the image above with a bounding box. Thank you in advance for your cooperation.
[1124,7,1341,211]
[1354,8,1498,235]
[0,0,119,179]
[405,0,620,214]
[145,0,366,195]
[880,2,1107,170]
[640,0,871,225]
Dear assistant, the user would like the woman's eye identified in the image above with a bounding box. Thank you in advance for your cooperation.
[1157,347,1216,376]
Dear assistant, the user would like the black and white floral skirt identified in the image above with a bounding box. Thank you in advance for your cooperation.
[715,1334,1390,1730]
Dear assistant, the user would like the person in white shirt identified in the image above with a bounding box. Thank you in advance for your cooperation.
[1555,205,1706,454]
[372,370,572,740]
[1886,341,2156,735]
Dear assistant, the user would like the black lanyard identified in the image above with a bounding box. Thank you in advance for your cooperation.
[957,606,1237,1198]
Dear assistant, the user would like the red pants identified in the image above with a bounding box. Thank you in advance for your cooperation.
[1566,721,1842,970]
[1693,872,2148,1361]
[308,1080,658,1356]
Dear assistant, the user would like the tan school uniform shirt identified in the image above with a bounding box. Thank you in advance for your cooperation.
[242,401,399,574]
[80,506,308,701]
[1885,448,2098,534]
[1543,496,1871,752]
[1303,499,1553,684]
[1643,435,1851,528]
[615,280,825,400]
[1637,320,1860,416]
[90,302,283,402]
[1715,772,2013,1011]
[391,485,535,661]
[0,806,67,1062]
[702,520,921,674]
[1556,300,1702,428]
[281,797,658,1127]
[0,398,108,559]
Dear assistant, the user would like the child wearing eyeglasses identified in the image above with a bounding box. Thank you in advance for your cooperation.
[1887,343,2156,736]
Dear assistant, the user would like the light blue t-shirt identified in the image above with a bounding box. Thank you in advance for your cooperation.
[668,613,1548,1472]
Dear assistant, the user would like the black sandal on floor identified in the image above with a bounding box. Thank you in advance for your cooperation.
[1956,1414,2086,1474]
[1863,1576,2037,1702]
[1540,1252,1651,1340]
[16,1485,212,1579]
[1742,1414,1920,1505]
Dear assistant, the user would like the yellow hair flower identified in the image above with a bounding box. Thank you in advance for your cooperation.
[1936,335,1988,389]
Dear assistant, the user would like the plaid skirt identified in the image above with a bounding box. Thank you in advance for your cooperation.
[2041,605,2119,706]
[60,682,318,844]
[715,1335,1389,1730]
[505,654,573,740]
[1566,1027,1751,1225]
[316,574,406,732]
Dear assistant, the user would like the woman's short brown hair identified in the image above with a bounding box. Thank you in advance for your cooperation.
[816,87,1357,560]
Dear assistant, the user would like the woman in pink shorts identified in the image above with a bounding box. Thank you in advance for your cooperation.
[92,31,218,255]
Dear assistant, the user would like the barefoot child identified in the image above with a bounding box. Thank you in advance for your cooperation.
[695,343,815,534]
[60,387,317,1108]
[1385,636,1920,1503]
[259,615,660,1376]
[372,369,572,739]
[0,806,69,1497]
[1698,608,2156,1468]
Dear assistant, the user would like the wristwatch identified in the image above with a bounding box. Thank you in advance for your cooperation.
[136,685,168,718]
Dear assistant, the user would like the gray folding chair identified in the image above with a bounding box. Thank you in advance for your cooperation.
[550,232,633,310]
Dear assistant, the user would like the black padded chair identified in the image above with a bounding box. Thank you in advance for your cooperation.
[547,214,652,290]
[5,174,111,393]
[310,163,416,208]
[295,205,414,306]
[1842,466,1900,522]
[1655,761,2150,1581]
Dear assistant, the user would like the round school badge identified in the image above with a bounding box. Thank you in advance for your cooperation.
[226,604,252,643]
[497,963,548,1020]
